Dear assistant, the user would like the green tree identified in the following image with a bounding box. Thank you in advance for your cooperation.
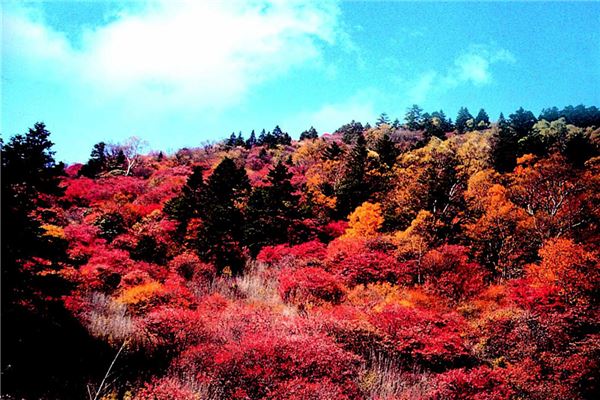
[405,104,424,131]
[455,107,474,133]
[299,126,319,141]
[335,120,364,144]
[376,112,391,127]
[508,107,537,140]
[1,124,106,399]
[272,125,292,146]
[226,132,237,147]
[491,113,518,172]
[422,111,451,141]
[258,129,267,145]
[246,130,257,148]
[1,122,65,297]
[79,142,107,178]
[235,132,245,147]
[196,158,250,274]
[375,133,399,169]
[244,161,299,255]
[336,132,369,217]
[322,141,343,161]
[474,108,490,130]
[164,165,206,234]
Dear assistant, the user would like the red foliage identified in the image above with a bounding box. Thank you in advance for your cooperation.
[257,240,327,268]
[64,176,146,205]
[206,331,361,399]
[278,267,345,305]
[422,245,487,303]
[266,377,354,400]
[18,128,599,400]
[168,252,216,284]
[319,220,348,240]
[326,238,410,286]
[63,223,106,262]
[319,305,391,358]
[64,163,82,177]
[370,304,470,369]
[134,377,198,400]
[77,248,133,290]
[429,366,514,399]
[139,307,214,352]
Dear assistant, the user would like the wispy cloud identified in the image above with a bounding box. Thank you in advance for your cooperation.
[406,45,516,103]
[285,89,378,134]
[3,0,344,111]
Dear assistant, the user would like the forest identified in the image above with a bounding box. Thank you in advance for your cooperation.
[1,104,599,399]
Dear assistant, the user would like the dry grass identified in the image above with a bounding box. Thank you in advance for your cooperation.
[358,351,432,400]
[85,292,135,345]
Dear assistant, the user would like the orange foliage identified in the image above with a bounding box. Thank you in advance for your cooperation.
[528,238,599,304]
[343,201,384,238]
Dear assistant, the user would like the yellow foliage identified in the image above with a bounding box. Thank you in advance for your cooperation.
[304,158,343,216]
[117,281,164,305]
[394,210,438,260]
[454,131,493,179]
[41,224,65,239]
[346,283,434,312]
[292,139,328,167]
[344,202,383,238]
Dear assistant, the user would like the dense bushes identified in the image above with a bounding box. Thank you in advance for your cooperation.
[4,112,599,399]
[279,266,345,305]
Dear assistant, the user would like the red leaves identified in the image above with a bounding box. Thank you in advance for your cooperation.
[168,252,216,284]
[429,365,514,400]
[257,240,327,268]
[38,139,600,400]
[370,304,470,369]
[134,377,198,400]
[326,238,410,286]
[207,332,360,399]
[279,267,345,305]
[422,245,487,303]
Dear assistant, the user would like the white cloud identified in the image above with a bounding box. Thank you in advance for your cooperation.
[407,71,436,104]
[406,45,516,103]
[3,0,343,111]
[286,90,378,134]
[453,46,516,86]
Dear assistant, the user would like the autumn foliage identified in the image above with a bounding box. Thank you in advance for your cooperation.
[2,110,599,399]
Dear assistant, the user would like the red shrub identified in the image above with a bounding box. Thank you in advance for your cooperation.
[422,245,487,303]
[320,305,391,358]
[139,307,214,352]
[370,304,470,369]
[319,220,349,241]
[428,366,514,400]
[266,377,355,400]
[278,267,345,305]
[63,223,106,261]
[257,240,327,268]
[77,248,133,290]
[208,331,361,399]
[64,163,83,177]
[64,176,145,205]
[326,238,409,286]
[256,244,291,265]
[134,377,198,400]
[168,252,216,284]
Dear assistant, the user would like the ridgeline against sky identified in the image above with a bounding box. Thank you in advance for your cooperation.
[2,0,599,162]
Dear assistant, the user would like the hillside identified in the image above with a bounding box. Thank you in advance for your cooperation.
[2,105,600,399]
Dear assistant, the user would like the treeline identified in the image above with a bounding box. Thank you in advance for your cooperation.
[69,104,600,277]
[1,103,599,399]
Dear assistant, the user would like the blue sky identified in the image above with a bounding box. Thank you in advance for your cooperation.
[2,0,599,163]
